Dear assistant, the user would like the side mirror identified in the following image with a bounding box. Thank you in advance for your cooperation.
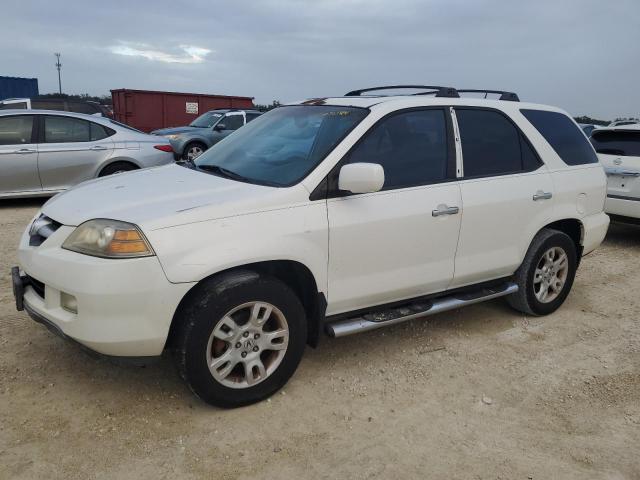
[214,123,226,131]
[338,163,385,194]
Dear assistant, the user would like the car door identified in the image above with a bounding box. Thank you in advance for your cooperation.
[36,115,114,191]
[449,107,554,289]
[0,114,41,195]
[326,108,462,315]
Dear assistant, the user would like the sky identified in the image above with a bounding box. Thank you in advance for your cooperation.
[2,0,639,120]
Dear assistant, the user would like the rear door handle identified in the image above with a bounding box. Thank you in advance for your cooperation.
[533,191,553,201]
[89,145,108,151]
[13,148,36,154]
[432,205,460,217]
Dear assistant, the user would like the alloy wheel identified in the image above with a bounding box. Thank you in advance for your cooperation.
[533,246,569,303]
[206,302,289,389]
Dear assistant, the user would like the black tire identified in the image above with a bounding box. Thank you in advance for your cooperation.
[99,161,137,177]
[174,270,307,408]
[507,228,578,316]
[182,142,207,161]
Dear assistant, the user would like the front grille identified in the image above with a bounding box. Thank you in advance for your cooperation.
[29,215,62,247]
[26,275,45,299]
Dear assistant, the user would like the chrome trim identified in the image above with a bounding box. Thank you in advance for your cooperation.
[432,205,459,217]
[533,191,553,201]
[326,282,519,338]
[604,167,640,177]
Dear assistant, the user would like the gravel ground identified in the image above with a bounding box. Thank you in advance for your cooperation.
[1,198,639,480]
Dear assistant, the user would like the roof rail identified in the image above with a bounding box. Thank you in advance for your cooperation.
[345,85,460,98]
[456,89,520,102]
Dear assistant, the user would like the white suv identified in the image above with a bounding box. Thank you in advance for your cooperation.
[590,124,640,221]
[12,85,609,407]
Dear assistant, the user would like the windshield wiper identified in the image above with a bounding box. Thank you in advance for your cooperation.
[197,164,255,183]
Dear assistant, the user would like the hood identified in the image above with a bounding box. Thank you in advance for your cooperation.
[151,126,201,135]
[41,164,302,231]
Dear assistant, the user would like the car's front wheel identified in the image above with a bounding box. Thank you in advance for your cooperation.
[507,228,578,316]
[182,142,207,161]
[174,271,307,408]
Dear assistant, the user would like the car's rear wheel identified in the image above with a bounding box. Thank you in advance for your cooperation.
[507,228,578,316]
[182,142,207,161]
[174,271,307,408]
[99,161,138,176]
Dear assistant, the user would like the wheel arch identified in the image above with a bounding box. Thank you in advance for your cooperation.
[165,260,326,351]
[543,218,584,259]
[96,157,141,177]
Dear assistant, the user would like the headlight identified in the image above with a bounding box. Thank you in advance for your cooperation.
[62,219,154,258]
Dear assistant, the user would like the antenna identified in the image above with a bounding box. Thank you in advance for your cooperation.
[54,53,62,94]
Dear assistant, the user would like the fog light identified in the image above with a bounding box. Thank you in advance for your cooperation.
[61,292,78,314]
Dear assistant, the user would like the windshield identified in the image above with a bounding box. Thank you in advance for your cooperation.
[190,111,224,128]
[194,105,368,186]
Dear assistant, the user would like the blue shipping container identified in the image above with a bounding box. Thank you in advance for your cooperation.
[0,76,39,100]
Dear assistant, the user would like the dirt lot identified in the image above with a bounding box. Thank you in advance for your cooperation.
[1,198,639,480]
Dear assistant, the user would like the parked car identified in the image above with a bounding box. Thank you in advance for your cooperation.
[0,110,174,198]
[591,124,640,222]
[608,120,639,127]
[13,85,608,408]
[151,108,262,160]
[0,98,112,117]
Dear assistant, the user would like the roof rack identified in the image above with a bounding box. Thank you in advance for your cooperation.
[344,86,520,102]
[456,89,520,102]
[345,85,460,98]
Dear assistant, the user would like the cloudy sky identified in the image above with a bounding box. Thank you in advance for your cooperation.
[2,0,639,119]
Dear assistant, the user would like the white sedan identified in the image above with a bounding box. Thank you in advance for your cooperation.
[0,110,174,198]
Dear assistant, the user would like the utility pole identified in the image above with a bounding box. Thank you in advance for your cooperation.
[54,53,62,94]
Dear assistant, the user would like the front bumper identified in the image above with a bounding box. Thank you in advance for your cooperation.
[15,222,194,357]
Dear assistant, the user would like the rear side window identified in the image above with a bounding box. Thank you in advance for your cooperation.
[44,116,90,143]
[345,109,449,189]
[0,115,34,144]
[456,109,541,177]
[590,130,640,157]
[89,122,115,141]
[521,109,598,165]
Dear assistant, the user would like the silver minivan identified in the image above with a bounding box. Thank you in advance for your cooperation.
[0,110,175,198]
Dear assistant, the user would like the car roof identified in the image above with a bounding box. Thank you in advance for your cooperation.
[287,95,565,114]
[0,109,112,124]
[207,108,261,114]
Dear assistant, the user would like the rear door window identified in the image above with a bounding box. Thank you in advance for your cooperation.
[456,108,541,177]
[521,109,598,165]
[44,116,91,143]
[223,114,244,130]
[0,115,34,144]
[590,130,640,157]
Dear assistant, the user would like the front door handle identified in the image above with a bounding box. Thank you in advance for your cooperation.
[432,205,460,217]
[533,191,553,201]
[89,145,108,151]
[14,148,36,154]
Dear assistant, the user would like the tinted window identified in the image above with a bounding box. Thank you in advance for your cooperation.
[590,130,640,157]
[44,116,90,143]
[90,122,113,141]
[246,113,261,123]
[223,114,244,130]
[345,109,449,189]
[457,109,536,177]
[0,116,33,144]
[521,109,598,165]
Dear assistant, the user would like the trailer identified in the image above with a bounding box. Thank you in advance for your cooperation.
[0,76,39,101]
[111,89,255,132]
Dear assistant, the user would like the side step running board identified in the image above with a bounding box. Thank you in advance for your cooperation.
[326,282,518,338]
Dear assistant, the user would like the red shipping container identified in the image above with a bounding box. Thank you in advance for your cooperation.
[111,89,255,132]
